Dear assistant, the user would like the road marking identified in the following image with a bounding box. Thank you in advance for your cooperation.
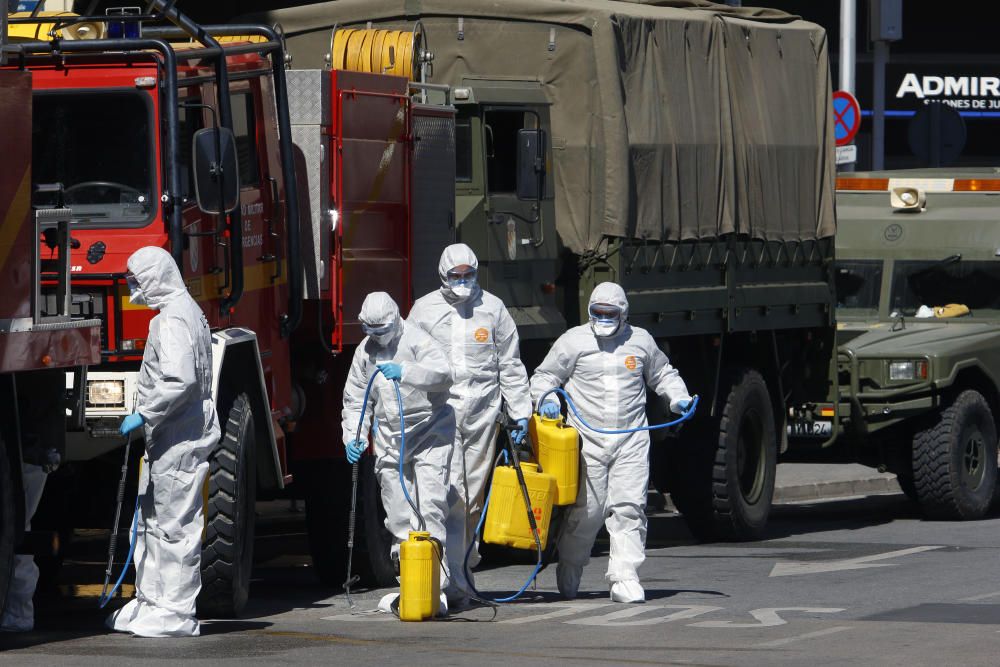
[690,607,845,628]
[959,590,1000,602]
[564,605,723,627]
[770,546,945,576]
[753,626,852,648]
[499,602,615,624]
[322,610,396,622]
[257,630,376,645]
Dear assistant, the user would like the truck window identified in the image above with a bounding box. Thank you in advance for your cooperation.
[890,259,1000,315]
[484,110,527,194]
[456,116,473,183]
[230,92,260,187]
[835,260,883,313]
[32,89,153,227]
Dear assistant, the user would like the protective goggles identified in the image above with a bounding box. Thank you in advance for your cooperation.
[588,303,622,320]
[361,322,394,337]
[125,271,139,291]
[446,267,477,285]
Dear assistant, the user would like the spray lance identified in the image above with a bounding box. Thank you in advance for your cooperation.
[99,398,142,608]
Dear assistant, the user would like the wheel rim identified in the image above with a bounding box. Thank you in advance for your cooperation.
[962,429,986,490]
[737,409,766,504]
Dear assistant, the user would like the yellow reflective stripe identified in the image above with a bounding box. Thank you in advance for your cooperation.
[0,169,32,277]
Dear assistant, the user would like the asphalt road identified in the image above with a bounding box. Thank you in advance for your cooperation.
[3,492,1000,666]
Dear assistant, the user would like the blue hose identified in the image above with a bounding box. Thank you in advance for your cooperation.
[539,388,699,434]
[463,391,699,603]
[98,494,140,609]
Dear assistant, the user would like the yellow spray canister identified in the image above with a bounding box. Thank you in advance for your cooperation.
[483,463,557,550]
[530,414,580,506]
[398,531,440,622]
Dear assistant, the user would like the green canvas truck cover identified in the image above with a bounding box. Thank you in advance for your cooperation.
[264,0,836,255]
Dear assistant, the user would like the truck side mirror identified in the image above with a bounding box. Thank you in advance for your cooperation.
[516,128,546,202]
[192,127,240,215]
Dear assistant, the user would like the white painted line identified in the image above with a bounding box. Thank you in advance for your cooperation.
[498,602,614,624]
[322,611,395,622]
[754,626,852,648]
[565,605,722,627]
[959,590,1000,602]
[690,607,844,629]
[770,546,945,576]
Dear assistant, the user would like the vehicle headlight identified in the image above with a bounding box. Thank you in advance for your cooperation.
[888,360,928,381]
[87,380,126,407]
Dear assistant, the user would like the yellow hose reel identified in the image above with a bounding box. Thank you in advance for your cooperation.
[326,24,428,81]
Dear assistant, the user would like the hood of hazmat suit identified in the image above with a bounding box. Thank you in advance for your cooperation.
[408,244,532,604]
[359,290,404,347]
[588,282,629,338]
[437,243,481,305]
[107,246,220,637]
[528,282,691,601]
[343,292,456,591]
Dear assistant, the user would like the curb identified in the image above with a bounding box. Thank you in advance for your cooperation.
[657,475,902,513]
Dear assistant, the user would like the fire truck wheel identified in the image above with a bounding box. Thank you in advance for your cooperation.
[671,369,776,542]
[357,455,398,587]
[300,459,350,586]
[0,432,15,612]
[198,392,257,618]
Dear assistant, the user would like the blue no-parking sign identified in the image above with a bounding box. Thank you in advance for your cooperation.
[833,90,861,146]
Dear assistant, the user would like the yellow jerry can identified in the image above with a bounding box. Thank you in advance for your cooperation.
[399,531,440,621]
[530,414,580,506]
[483,463,557,551]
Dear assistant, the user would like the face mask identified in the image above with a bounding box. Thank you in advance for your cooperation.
[449,282,474,299]
[363,322,396,347]
[127,276,146,306]
[591,319,620,337]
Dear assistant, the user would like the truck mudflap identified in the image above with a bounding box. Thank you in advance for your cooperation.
[211,327,285,490]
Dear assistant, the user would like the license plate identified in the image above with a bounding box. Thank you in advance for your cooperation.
[787,420,832,438]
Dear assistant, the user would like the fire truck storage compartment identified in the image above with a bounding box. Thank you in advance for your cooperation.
[410,103,457,299]
[288,68,411,346]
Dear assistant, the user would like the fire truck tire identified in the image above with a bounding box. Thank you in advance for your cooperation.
[300,459,350,586]
[672,369,776,542]
[0,433,15,613]
[912,389,998,520]
[357,455,397,587]
[198,392,257,618]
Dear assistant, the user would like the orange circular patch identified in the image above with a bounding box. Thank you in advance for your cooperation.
[624,355,637,370]
[474,327,489,343]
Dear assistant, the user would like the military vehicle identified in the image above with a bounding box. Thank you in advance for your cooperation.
[265,0,838,545]
[788,171,1000,520]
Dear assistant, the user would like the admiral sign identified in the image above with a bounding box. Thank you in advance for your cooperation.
[893,69,1000,111]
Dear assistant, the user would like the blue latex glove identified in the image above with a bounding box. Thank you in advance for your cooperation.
[676,398,693,414]
[345,439,366,464]
[119,412,144,436]
[377,362,402,381]
[511,418,530,445]
[540,402,561,419]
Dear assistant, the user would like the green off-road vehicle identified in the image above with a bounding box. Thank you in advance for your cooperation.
[788,170,1000,519]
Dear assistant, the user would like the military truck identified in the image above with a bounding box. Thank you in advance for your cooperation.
[264,0,837,543]
[789,171,1000,520]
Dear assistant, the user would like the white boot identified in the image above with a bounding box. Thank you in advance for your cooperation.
[610,579,645,603]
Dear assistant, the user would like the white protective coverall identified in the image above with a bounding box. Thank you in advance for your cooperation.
[407,244,532,604]
[342,293,455,596]
[530,282,691,603]
[0,464,47,632]
[107,246,220,637]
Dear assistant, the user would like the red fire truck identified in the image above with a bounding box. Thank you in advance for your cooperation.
[0,16,101,613]
[4,4,454,613]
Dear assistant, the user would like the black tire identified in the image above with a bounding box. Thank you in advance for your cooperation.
[300,459,351,586]
[356,455,397,587]
[673,369,777,541]
[198,393,257,617]
[0,433,16,613]
[912,389,998,520]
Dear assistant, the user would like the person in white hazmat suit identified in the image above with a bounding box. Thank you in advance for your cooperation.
[530,282,692,604]
[106,246,220,637]
[1,465,47,632]
[407,243,532,607]
[342,292,456,614]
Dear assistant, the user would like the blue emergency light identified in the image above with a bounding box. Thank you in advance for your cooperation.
[106,6,141,40]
